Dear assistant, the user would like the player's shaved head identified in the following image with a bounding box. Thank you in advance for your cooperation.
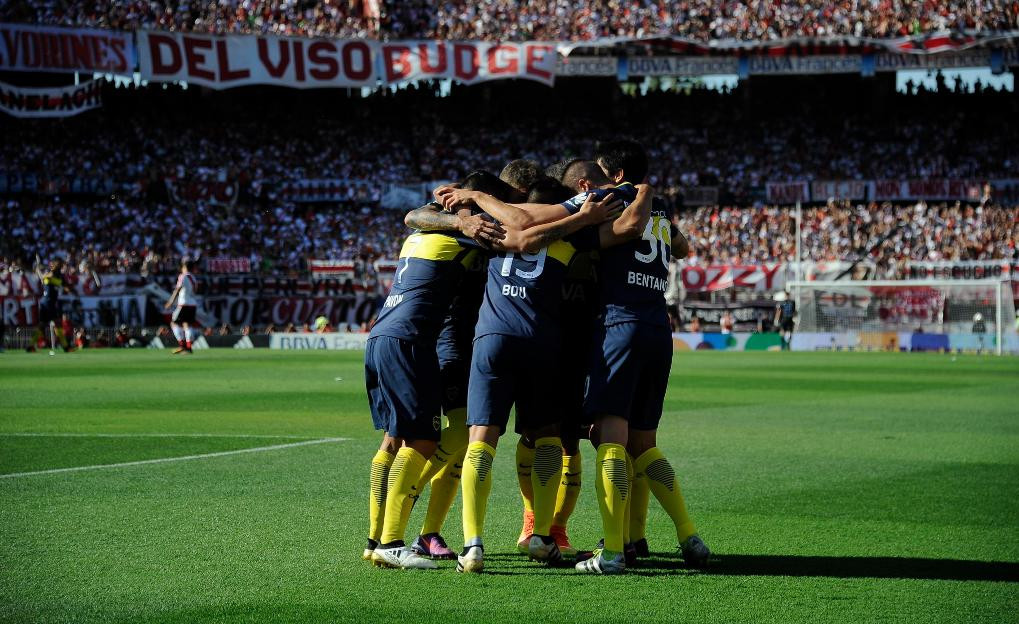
[545,158,583,183]
[499,159,543,194]
[526,176,574,204]
[461,169,520,202]
[561,159,611,192]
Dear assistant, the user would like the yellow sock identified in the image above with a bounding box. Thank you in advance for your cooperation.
[635,447,697,544]
[415,408,469,493]
[420,447,465,535]
[531,437,563,536]
[515,439,535,513]
[552,452,582,528]
[462,441,496,546]
[629,462,650,543]
[623,453,634,544]
[380,447,427,545]
[595,443,629,553]
[368,450,395,542]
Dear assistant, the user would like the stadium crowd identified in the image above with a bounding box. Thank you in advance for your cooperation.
[680,201,1019,270]
[2,0,1017,41]
[3,198,1016,281]
[2,83,1017,279]
[3,83,1017,206]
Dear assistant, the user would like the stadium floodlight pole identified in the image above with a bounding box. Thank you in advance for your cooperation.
[996,279,1004,357]
[794,201,802,305]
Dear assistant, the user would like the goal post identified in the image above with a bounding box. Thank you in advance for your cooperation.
[787,279,1017,355]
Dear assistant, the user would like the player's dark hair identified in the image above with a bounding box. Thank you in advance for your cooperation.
[182,258,196,271]
[461,170,519,203]
[499,159,543,193]
[545,158,583,183]
[526,176,574,204]
[561,160,611,192]
[595,139,648,184]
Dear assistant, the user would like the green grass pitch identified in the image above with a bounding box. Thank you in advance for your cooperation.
[1,349,1017,623]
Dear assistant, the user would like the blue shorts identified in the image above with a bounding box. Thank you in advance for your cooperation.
[439,357,470,414]
[364,336,442,441]
[468,333,562,434]
[584,322,672,431]
[558,323,593,439]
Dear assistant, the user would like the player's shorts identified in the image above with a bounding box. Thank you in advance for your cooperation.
[584,321,672,431]
[172,305,197,324]
[468,333,562,435]
[437,329,473,414]
[558,324,593,440]
[365,336,442,441]
[781,319,795,332]
[439,357,470,414]
[39,301,60,325]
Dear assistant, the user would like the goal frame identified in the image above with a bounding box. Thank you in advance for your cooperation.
[786,279,1013,356]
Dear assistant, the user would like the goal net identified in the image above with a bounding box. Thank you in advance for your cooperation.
[787,279,1018,355]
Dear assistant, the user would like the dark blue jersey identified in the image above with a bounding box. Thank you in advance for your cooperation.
[474,203,598,342]
[41,273,63,305]
[560,250,599,336]
[370,231,482,344]
[565,183,674,328]
[436,250,488,366]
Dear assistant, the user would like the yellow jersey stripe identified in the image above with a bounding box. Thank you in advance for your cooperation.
[399,232,468,262]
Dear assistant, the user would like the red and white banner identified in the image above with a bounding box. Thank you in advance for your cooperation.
[766,181,810,204]
[680,264,785,293]
[281,179,374,203]
[206,257,252,273]
[380,41,556,86]
[138,31,376,89]
[308,259,356,281]
[0,23,133,74]
[165,178,238,206]
[0,79,102,118]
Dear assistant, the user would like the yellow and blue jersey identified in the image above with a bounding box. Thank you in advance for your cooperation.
[41,273,63,306]
[474,203,598,342]
[436,251,487,366]
[572,183,675,328]
[370,231,483,344]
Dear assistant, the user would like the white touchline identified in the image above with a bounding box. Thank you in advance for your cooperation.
[0,432,320,439]
[0,437,349,479]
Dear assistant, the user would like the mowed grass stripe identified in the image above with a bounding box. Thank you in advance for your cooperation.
[1,350,1017,624]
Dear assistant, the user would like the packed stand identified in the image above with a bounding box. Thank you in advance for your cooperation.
[2,0,1017,41]
[2,82,1017,211]
[2,83,1018,277]
[679,202,1019,276]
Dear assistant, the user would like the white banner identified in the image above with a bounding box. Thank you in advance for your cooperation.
[139,32,559,88]
[0,80,102,118]
[270,332,369,350]
[0,23,133,74]
[627,56,739,76]
[810,180,869,202]
[138,31,376,89]
[906,260,1017,281]
[555,55,617,76]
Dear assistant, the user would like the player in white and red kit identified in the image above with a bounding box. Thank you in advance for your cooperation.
[165,259,199,354]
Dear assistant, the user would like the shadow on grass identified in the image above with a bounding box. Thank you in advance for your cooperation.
[639,554,1019,582]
